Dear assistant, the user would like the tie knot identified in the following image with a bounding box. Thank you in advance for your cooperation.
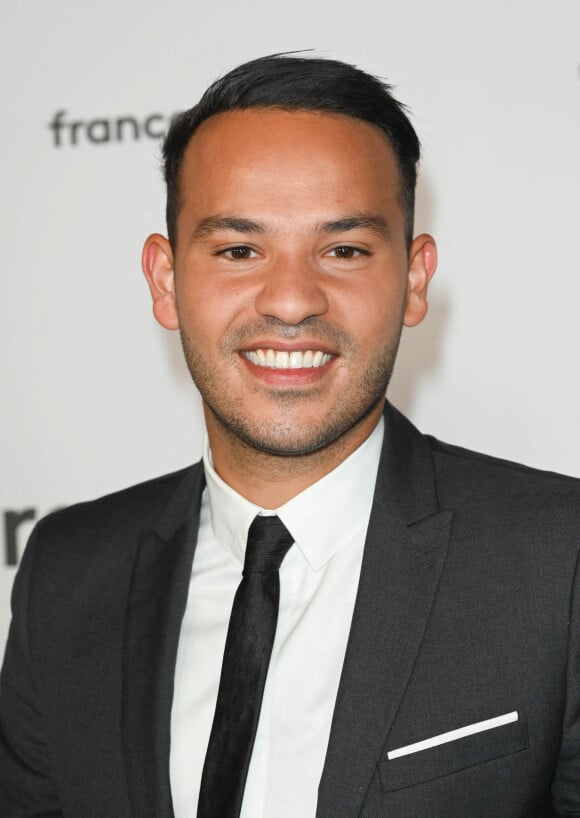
[243,515,294,574]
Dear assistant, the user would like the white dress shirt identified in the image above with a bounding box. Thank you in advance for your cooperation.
[170,417,384,818]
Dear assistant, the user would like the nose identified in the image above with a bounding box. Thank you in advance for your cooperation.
[254,254,329,326]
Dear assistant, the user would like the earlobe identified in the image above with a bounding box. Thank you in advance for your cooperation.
[142,233,180,330]
[403,234,437,328]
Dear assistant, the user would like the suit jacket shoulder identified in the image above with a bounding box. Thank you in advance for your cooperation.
[31,463,202,549]
[429,433,580,504]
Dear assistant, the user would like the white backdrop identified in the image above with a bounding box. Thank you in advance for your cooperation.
[2,0,579,651]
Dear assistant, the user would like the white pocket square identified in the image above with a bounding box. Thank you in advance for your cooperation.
[387,711,519,760]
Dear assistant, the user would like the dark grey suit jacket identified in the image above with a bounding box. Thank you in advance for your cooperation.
[1,403,579,817]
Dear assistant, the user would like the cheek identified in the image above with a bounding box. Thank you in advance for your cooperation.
[174,275,248,350]
[175,282,214,344]
[339,284,406,349]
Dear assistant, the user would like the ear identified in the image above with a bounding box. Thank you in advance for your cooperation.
[403,234,437,327]
[141,233,179,330]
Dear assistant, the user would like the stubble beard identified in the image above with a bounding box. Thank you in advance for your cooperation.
[178,322,402,458]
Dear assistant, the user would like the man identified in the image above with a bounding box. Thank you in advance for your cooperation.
[0,54,579,818]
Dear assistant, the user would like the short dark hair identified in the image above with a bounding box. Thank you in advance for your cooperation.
[162,53,420,248]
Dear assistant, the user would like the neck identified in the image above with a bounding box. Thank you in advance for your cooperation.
[204,404,384,508]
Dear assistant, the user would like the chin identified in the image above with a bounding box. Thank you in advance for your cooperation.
[207,400,383,458]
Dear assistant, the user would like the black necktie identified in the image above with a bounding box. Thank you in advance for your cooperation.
[197,515,294,818]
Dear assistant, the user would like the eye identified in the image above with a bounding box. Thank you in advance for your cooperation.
[218,245,258,261]
[328,245,370,260]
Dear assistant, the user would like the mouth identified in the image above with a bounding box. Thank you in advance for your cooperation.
[241,348,334,369]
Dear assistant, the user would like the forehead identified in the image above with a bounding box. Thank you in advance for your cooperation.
[177,109,404,229]
[187,106,395,154]
[183,108,399,181]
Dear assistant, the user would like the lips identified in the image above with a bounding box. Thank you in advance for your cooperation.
[242,349,333,369]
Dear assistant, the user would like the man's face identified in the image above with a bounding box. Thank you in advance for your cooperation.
[144,109,435,457]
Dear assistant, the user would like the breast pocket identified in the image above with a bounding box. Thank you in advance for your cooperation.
[380,711,529,792]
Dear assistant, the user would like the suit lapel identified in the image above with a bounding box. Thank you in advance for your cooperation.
[122,464,205,818]
[317,404,453,818]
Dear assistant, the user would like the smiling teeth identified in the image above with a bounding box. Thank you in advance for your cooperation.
[244,349,332,369]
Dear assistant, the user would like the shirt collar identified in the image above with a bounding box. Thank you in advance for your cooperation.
[203,416,384,572]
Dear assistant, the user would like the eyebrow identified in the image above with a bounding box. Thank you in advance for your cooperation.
[315,215,391,240]
[191,216,268,241]
[190,213,391,242]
